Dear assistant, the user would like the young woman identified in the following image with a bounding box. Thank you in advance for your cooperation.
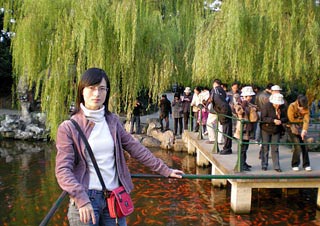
[55,68,184,226]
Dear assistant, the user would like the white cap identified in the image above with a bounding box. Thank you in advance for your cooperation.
[241,86,255,96]
[271,85,282,91]
[184,87,191,93]
[269,93,284,105]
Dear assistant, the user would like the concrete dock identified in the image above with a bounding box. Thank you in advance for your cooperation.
[182,130,320,214]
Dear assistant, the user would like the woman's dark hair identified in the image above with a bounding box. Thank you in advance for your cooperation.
[297,94,308,109]
[71,67,111,115]
[194,86,201,93]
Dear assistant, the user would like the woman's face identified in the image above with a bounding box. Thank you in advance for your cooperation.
[82,78,107,110]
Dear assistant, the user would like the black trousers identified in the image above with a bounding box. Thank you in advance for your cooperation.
[288,130,310,168]
[241,141,249,167]
[173,117,183,135]
[130,115,140,134]
[222,119,232,152]
[183,112,190,130]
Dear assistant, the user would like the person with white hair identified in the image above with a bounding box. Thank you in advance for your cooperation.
[260,93,288,172]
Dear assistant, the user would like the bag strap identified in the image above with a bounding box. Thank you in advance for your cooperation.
[70,119,108,195]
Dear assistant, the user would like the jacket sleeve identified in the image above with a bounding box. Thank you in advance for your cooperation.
[55,121,90,208]
[288,103,310,131]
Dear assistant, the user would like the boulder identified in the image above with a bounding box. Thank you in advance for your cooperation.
[141,136,161,148]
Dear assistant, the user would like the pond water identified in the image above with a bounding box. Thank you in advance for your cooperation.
[0,140,319,226]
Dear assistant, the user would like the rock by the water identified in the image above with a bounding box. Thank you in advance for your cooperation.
[141,136,161,148]
[0,113,49,140]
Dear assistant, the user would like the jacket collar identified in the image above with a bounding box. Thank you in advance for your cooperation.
[71,110,118,136]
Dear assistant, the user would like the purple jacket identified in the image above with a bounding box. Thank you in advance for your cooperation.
[55,110,172,208]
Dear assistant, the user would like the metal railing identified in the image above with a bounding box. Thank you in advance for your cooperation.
[39,173,320,226]
[191,109,320,173]
[39,111,319,225]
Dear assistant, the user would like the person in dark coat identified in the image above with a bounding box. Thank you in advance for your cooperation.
[209,79,233,155]
[130,98,143,134]
[172,92,183,136]
[260,93,288,172]
[159,94,172,131]
[182,87,193,131]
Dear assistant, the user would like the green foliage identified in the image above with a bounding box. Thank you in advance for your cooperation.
[193,0,320,96]
[2,0,201,139]
[2,0,320,139]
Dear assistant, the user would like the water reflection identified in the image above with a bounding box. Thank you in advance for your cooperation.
[0,140,319,225]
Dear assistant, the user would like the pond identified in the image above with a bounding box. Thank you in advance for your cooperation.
[0,140,319,225]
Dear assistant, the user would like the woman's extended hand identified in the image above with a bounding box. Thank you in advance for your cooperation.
[169,169,184,178]
[79,203,96,224]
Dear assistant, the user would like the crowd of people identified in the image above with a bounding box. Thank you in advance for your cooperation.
[157,79,314,173]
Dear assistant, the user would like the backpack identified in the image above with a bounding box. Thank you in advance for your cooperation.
[248,104,259,122]
[211,90,232,124]
[213,93,230,115]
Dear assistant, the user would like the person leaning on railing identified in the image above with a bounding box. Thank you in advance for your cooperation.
[260,93,288,172]
[55,68,184,226]
[287,94,312,172]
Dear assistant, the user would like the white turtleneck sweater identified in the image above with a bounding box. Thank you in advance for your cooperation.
[80,103,119,191]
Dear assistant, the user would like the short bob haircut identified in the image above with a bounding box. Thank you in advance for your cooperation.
[297,94,308,109]
[72,67,111,116]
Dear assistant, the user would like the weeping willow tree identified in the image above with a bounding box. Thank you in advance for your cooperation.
[0,0,203,139]
[5,0,318,140]
[193,0,320,98]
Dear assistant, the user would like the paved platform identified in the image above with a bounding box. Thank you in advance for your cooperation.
[184,130,320,174]
[182,130,320,213]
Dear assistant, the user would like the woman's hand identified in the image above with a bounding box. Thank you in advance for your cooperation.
[79,203,96,224]
[169,169,184,178]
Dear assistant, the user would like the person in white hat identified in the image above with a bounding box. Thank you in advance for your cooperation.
[271,85,282,94]
[271,85,288,108]
[233,86,257,171]
[260,93,288,172]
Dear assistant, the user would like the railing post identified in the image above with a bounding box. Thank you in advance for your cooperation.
[198,104,203,140]
[188,106,192,131]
